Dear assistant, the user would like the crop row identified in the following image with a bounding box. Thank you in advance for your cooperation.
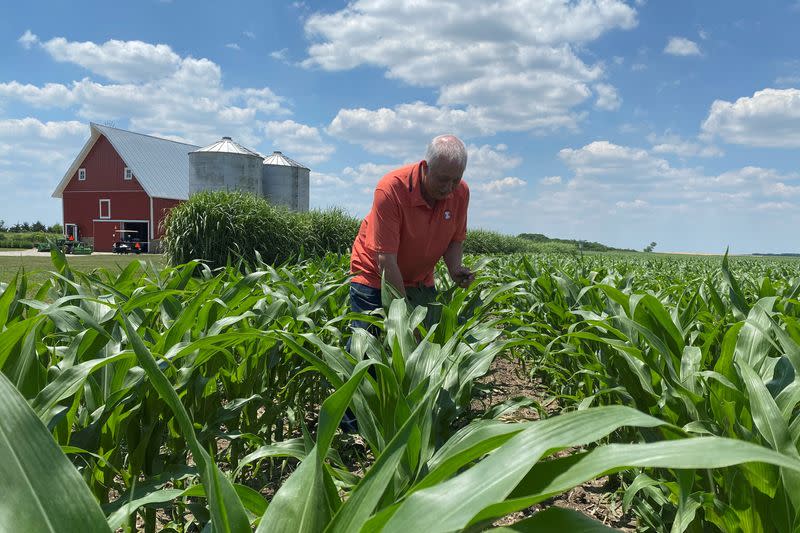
[1,250,800,531]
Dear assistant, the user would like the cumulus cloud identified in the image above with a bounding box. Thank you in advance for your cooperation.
[701,88,800,147]
[464,144,523,182]
[327,103,489,157]
[271,48,289,61]
[559,140,677,179]
[262,120,335,165]
[594,83,622,110]
[615,199,649,209]
[475,177,527,193]
[0,118,87,219]
[310,171,348,188]
[1,35,307,151]
[308,0,637,148]
[18,30,39,49]
[648,132,723,157]
[541,175,562,185]
[34,35,183,83]
[664,37,701,56]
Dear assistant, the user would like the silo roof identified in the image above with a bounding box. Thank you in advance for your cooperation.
[193,137,262,157]
[262,151,309,170]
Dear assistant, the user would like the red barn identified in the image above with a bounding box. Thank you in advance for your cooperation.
[52,123,199,252]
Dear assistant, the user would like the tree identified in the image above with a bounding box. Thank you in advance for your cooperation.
[0,219,5,232]
[47,223,63,234]
[643,241,657,253]
[31,220,46,232]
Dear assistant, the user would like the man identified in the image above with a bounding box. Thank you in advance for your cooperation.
[349,134,475,323]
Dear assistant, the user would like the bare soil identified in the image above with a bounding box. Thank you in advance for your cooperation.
[475,356,636,531]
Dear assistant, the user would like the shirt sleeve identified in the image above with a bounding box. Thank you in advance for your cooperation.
[366,188,401,253]
[452,184,469,243]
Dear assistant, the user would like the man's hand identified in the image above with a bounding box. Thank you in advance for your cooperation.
[449,265,475,288]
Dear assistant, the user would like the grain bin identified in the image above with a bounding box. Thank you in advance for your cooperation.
[261,151,310,212]
[189,137,263,195]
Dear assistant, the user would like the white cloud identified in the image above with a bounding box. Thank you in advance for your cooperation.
[475,177,527,193]
[0,118,87,218]
[243,31,256,39]
[701,89,800,147]
[0,81,77,108]
[271,48,289,61]
[226,43,241,51]
[327,102,488,157]
[559,141,676,179]
[648,132,723,157]
[262,120,335,165]
[631,63,647,72]
[1,35,304,152]
[541,175,562,185]
[755,201,795,211]
[18,30,38,49]
[464,144,522,182]
[38,36,183,83]
[594,83,622,110]
[615,199,649,209]
[342,163,399,186]
[664,37,701,57]
[310,171,348,188]
[308,0,637,147]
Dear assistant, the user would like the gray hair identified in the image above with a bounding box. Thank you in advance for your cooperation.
[426,134,467,173]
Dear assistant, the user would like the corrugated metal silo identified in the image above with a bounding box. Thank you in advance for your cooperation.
[261,151,310,212]
[189,137,263,195]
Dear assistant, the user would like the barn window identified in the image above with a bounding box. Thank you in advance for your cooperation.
[99,199,111,219]
[78,168,86,181]
[124,167,132,180]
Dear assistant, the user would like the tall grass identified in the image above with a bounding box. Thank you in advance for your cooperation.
[161,191,358,267]
[162,191,564,268]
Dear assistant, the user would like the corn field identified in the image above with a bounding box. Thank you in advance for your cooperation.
[2,249,800,532]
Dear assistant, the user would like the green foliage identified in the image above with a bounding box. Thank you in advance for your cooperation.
[517,232,632,252]
[5,243,800,531]
[162,190,359,267]
[0,231,62,249]
[465,229,576,254]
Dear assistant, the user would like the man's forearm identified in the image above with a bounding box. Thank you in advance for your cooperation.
[443,241,464,273]
[377,253,406,298]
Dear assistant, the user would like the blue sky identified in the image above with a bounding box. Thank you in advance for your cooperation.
[2,0,800,253]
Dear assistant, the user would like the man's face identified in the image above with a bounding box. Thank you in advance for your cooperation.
[426,160,464,200]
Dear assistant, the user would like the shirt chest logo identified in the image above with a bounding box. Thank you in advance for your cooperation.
[444,210,452,220]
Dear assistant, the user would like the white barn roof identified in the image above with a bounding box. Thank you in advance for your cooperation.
[52,123,200,200]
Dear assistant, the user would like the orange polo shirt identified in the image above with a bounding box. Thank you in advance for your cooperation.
[351,160,469,288]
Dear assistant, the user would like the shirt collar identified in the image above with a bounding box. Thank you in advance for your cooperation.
[408,160,431,208]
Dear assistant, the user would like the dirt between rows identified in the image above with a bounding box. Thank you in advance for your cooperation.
[476,356,636,531]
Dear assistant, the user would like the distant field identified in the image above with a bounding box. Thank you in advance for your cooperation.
[0,253,167,292]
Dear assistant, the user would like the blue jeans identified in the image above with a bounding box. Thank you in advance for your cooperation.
[348,282,382,344]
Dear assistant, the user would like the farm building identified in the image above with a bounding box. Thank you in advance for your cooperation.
[52,123,310,252]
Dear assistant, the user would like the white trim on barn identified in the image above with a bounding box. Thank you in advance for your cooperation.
[91,219,149,223]
[99,199,111,219]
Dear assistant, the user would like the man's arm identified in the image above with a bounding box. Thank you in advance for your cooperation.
[377,252,406,297]
[443,241,474,288]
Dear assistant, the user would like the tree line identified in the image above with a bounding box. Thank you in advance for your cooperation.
[0,220,62,233]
